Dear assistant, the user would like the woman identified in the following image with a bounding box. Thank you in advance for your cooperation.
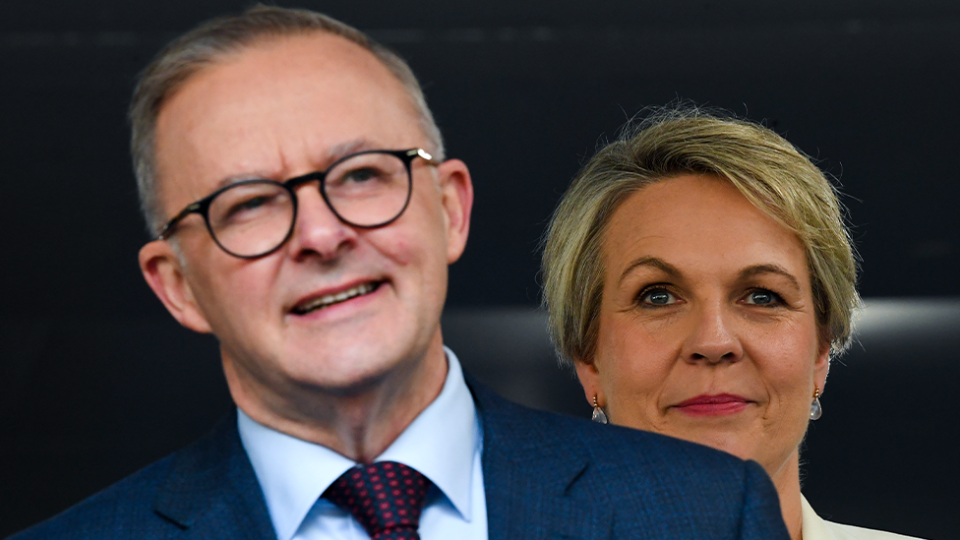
[541,109,923,540]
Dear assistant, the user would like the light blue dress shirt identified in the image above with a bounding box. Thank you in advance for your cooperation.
[237,347,487,540]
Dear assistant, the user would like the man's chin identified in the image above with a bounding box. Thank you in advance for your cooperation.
[282,342,426,395]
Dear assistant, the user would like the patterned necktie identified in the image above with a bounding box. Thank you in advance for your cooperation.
[323,461,433,540]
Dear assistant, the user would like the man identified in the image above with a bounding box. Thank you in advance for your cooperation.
[11,6,789,540]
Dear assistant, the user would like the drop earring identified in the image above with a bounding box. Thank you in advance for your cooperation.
[592,396,608,424]
[810,386,823,420]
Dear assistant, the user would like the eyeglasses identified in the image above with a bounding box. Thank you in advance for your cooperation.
[157,148,437,259]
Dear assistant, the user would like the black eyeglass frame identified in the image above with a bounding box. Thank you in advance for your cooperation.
[156,148,437,259]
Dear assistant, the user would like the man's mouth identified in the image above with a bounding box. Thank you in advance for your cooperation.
[291,281,380,315]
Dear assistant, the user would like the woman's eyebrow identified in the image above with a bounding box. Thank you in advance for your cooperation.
[738,264,802,292]
[618,256,682,285]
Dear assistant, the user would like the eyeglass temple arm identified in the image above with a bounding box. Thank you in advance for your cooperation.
[156,202,202,240]
[407,148,441,166]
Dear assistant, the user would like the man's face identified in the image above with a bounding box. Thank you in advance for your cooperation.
[141,34,472,411]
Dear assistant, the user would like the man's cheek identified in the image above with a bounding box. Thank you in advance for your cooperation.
[377,236,417,266]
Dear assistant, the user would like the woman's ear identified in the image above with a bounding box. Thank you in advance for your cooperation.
[814,340,831,394]
[575,357,604,407]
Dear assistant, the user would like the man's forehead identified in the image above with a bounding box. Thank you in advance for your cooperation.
[153,32,423,203]
[171,33,406,113]
[157,32,414,131]
[228,32,389,80]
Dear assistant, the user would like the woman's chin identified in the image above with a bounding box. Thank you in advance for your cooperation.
[659,413,760,462]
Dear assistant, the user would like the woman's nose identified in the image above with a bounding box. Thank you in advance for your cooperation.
[682,304,744,365]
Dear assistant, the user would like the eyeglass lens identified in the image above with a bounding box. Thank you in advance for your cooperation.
[206,151,411,257]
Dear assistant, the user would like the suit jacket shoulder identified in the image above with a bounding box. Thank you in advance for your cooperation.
[12,381,789,540]
[469,378,789,540]
[8,413,275,540]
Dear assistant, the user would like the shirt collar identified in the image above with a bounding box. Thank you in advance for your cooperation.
[377,347,479,521]
[237,347,480,540]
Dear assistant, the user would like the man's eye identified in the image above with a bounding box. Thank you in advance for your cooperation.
[743,289,782,306]
[237,196,269,210]
[222,195,271,220]
[342,167,380,183]
[639,288,678,307]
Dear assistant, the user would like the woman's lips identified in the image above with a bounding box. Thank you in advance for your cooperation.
[673,394,750,417]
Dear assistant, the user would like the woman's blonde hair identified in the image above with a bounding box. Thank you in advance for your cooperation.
[542,108,860,366]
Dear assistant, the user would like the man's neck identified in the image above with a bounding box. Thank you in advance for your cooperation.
[223,334,449,462]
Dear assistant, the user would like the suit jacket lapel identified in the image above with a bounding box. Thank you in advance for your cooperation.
[467,376,613,540]
[153,413,277,540]
[148,380,613,540]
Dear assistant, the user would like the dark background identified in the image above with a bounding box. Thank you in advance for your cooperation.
[2,1,959,538]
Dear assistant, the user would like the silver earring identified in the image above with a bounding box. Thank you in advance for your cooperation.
[592,396,608,424]
[810,386,822,420]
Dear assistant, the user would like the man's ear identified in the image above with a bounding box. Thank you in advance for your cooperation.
[574,357,604,408]
[139,240,213,334]
[435,158,473,264]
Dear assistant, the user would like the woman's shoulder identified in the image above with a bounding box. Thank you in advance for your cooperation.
[820,520,925,540]
[801,496,927,540]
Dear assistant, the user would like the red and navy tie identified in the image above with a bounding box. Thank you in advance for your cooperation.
[323,461,433,540]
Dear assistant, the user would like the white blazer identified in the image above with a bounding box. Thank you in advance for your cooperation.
[801,495,926,540]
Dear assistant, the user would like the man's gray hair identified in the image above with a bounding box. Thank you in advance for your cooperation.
[129,4,445,234]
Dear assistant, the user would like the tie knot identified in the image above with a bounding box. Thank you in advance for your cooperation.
[323,461,432,540]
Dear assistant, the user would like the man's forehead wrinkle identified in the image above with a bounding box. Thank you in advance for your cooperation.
[204,132,288,189]
[206,138,386,192]
[327,138,379,162]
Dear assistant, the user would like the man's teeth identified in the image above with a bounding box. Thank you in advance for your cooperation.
[296,282,376,313]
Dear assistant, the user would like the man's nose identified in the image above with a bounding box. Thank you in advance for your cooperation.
[681,302,744,365]
[286,183,357,260]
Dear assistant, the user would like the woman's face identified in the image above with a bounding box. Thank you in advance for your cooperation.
[577,174,829,480]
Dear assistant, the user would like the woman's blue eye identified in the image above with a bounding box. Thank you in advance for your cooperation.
[641,288,676,306]
[745,290,779,305]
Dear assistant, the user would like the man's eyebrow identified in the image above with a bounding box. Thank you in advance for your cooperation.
[618,256,682,286]
[209,138,380,190]
[212,174,266,191]
[738,264,802,291]
[326,138,378,163]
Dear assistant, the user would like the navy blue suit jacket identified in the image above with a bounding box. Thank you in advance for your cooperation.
[10,378,789,539]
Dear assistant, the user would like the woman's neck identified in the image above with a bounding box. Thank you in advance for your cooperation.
[771,450,804,540]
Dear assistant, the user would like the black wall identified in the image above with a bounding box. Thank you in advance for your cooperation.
[2,1,958,538]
